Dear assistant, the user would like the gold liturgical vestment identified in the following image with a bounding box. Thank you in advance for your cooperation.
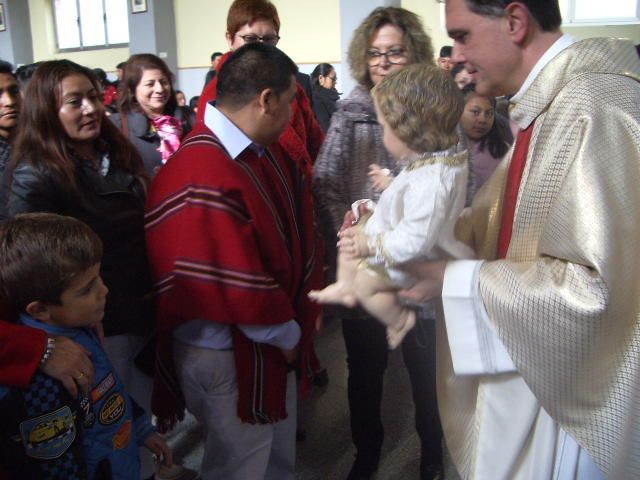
[440,38,640,479]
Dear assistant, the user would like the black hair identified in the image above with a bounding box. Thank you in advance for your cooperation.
[310,63,334,86]
[462,83,513,158]
[439,46,452,57]
[451,63,465,78]
[14,62,41,89]
[463,0,561,31]
[189,96,200,110]
[0,60,14,77]
[92,67,109,87]
[217,43,298,109]
[211,52,223,61]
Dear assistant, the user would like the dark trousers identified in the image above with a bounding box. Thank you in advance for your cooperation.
[342,313,442,478]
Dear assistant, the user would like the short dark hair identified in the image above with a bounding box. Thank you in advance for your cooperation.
[217,43,297,109]
[0,60,15,77]
[461,0,561,32]
[14,62,41,89]
[439,46,452,57]
[211,52,223,61]
[0,213,103,313]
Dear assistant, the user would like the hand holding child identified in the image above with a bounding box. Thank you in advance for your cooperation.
[368,164,393,192]
[145,432,173,468]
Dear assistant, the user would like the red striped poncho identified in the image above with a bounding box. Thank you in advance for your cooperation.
[145,122,321,428]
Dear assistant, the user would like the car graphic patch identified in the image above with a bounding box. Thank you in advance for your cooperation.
[19,406,76,460]
[99,393,126,425]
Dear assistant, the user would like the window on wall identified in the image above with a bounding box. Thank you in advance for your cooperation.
[53,0,129,50]
[559,0,640,24]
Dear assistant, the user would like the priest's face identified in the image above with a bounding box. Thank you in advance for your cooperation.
[445,0,517,96]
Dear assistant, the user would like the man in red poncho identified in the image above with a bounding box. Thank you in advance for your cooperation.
[146,43,321,479]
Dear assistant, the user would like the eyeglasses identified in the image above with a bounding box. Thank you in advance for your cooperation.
[236,33,280,45]
[367,48,407,66]
[326,75,337,81]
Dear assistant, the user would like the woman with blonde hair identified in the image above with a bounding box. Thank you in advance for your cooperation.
[313,7,444,479]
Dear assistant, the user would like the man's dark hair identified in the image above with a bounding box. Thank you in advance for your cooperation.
[14,62,41,89]
[0,213,103,313]
[461,0,561,31]
[439,46,452,57]
[216,43,297,109]
[211,52,223,61]
[0,60,15,77]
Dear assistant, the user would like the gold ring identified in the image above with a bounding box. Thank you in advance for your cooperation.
[76,372,86,381]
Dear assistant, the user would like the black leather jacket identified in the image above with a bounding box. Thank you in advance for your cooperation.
[8,157,154,336]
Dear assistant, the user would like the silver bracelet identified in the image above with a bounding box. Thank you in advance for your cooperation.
[40,337,56,366]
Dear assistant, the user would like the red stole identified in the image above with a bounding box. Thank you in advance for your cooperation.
[496,122,535,258]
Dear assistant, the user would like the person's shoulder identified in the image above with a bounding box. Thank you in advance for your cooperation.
[334,85,376,120]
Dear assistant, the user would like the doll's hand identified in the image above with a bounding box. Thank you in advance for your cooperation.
[145,433,173,467]
[338,227,372,258]
[368,164,393,192]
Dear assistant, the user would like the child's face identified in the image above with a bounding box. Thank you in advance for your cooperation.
[45,263,108,329]
[375,101,413,161]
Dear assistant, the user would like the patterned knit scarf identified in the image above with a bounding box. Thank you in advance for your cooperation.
[151,115,183,163]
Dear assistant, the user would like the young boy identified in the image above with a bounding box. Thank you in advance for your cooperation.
[0,213,172,479]
[309,65,474,349]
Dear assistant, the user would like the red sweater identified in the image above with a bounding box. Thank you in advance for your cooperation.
[0,320,45,387]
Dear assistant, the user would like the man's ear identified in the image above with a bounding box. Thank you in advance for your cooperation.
[504,2,531,44]
[25,301,52,322]
[257,88,275,114]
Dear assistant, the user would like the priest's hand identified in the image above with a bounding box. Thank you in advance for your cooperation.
[399,260,448,303]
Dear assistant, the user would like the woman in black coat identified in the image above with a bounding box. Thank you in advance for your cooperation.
[310,63,340,132]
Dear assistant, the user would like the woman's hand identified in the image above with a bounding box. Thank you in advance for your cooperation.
[338,227,372,259]
[368,164,393,192]
[41,336,94,398]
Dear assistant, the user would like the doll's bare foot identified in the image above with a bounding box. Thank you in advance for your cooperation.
[386,309,416,349]
[308,282,358,307]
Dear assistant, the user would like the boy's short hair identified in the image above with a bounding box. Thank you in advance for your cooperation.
[0,213,103,313]
[372,64,463,153]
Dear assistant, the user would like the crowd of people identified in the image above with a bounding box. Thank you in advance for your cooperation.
[0,0,639,479]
